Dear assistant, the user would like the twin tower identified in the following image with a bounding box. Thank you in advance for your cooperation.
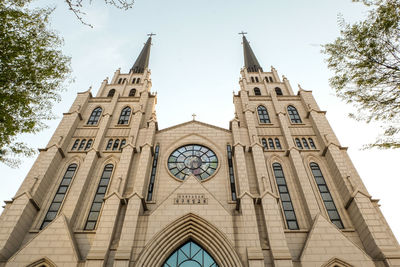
[0,35,400,267]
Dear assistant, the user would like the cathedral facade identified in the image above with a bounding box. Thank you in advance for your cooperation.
[0,35,400,267]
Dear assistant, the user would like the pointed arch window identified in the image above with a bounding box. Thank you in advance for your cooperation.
[287,105,302,123]
[147,144,160,201]
[85,139,93,150]
[163,240,218,267]
[302,138,310,149]
[118,78,122,84]
[255,77,259,82]
[87,107,102,125]
[107,89,115,97]
[118,106,131,124]
[136,78,140,84]
[120,139,126,150]
[41,164,77,229]
[269,77,273,82]
[106,139,113,150]
[310,163,344,229]
[129,88,136,96]
[85,164,114,230]
[275,87,283,95]
[272,163,299,230]
[254,87,261,95]
[251,77,255,83]
[227,145,237,201]
[112,139,120,151]
[295,138,302,149]
[257,106,271,123]
[71,139,80,150]
[261,138,268,150]
[268,138,275,149]
[308,138,316,149]
[275,138,282,149]
[78,139,86,150]
[132,78,136,84]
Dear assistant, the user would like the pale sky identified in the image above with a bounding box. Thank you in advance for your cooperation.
[1,0,400,241]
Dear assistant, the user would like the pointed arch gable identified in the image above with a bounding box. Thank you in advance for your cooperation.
[135,213,243,267]
[26,257,56,267]
[322,257,353,267]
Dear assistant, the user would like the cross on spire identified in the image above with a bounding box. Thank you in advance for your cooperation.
[192,113,196,121]
[147,33,156,37]
[238,31,248,37]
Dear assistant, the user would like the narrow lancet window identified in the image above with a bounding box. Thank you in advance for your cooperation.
[262,138,268,150]
[132,78,136,84]
[118,107,131,124]
[85,164,114,230]
[295,138,302,149]
[136,78,140,84]
[251,77,255,83]
[275,138,282,149]
[268,138,275,149]
[310,163,344,229]
[85,139,93,150]
[41,164,77,229]
[147,144,160,201]
[78,139,86,150]
[227,145,237,201]
[302,138,310,149]
[254,87,261,95]
[112,139,120,151]
[106,139,113,150]
[72,139,80,150]
[255,77,259,82]
[309,138,316,149]
[87,107,102,125]
[287,105,302,123]
[120,139,126,150]
[257,106,271,123]
[272,163,299,230]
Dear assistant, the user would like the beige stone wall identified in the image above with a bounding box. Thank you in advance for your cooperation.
[0,67,399,267]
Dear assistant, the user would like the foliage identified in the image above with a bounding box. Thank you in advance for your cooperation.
[323,0,400,148]
[0,0,71,167]
[65,0,134,27]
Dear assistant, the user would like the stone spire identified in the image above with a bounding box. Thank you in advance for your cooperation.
[241,35,263,72]
[130,35,153,73]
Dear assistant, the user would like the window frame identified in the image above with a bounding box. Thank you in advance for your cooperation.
[287,105,302,124]
[117,106,132,125]
[87,107,103,126]
[257,105,271,124]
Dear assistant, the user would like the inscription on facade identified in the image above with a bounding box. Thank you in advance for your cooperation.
[174,194,208,205]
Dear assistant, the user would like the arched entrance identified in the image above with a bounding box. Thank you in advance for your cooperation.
[163,240,218,267]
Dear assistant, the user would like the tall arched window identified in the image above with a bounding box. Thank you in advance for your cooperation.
[118,107,131,124]
[112,139,120,151]
[265,77,270,83]
[120,139,126,150]
[71,139,80,150]
[87,107,102,125]
[309,138,316,149]
[254,87,261,95]
[163,240,218,267]
[106,139,113,150]
[251,77,255,83]
[107,89,115,97]
[310,163,344,229]
[302,138,310,149]
[262,138,268,150]
[85,139,93,150]
[275,138,282,149]
[287,105,302,123]
[147,144,160,201]
[272,163,299,230]
[78,139,86,150]
[257,106,271,123]
[295,138,302,149]
[129,88,136,96]
[136,78,140,84]
[85,164,114,230]
[269,77,273,82]
[268,138,275,149]
[41,163,77,229]
[255,77,259,82]
[275,87,283,95]
[132,78,136,84]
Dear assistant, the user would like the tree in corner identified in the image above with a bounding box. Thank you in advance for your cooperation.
[0,0,71,167]
[323,0,400,148]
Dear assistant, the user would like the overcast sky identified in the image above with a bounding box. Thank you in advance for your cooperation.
[1,0,399,240]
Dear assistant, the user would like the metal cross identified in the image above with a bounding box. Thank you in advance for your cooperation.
[238,31,247,36]
[147,33,156,37]
[192,113,196,121]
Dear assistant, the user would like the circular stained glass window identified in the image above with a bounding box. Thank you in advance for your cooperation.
[168,144,218,181]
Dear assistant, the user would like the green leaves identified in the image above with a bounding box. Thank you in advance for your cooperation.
[0,0,71,166]
[323,0,400,149]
